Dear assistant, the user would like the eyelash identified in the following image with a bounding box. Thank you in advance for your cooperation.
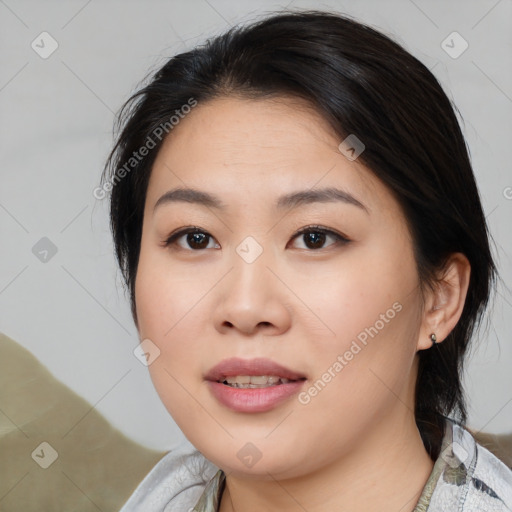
[163,225,350,251]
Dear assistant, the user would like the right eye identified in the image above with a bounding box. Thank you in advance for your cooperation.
[163,227,220,251]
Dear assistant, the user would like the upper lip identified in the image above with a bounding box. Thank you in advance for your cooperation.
[204,357,307,382]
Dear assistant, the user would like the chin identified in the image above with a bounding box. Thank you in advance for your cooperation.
[193,438,310,480]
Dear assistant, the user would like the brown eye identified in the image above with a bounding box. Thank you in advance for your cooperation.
[290,226,350,250]
[163,225,350,252]
[164,227,219,250]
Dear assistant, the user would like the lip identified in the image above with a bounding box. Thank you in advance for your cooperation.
[205,357,307,413]
[204,357,307,382]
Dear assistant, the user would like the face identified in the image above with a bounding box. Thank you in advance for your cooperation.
[135,96,426,479]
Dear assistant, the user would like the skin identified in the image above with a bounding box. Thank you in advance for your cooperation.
[134,96,470,512]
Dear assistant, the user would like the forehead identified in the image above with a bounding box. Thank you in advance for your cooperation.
[156,96,341,165]
[146,96,392,216]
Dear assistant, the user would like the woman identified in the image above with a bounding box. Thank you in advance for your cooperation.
[101,9,512,511]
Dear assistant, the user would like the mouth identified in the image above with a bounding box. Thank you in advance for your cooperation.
[205,357,307,384]
[204,358,307,413]
[219,375,302,388]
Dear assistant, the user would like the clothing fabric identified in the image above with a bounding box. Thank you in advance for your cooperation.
[119,417,512,511]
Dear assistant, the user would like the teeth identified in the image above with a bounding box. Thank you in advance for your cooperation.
[223,375,292,388]
[225,375,251,384]
[249,375,278,385]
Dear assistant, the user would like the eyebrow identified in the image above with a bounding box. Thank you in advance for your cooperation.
[153,186,368,213]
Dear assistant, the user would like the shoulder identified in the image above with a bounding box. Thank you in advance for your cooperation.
[440,418,512,510]
[119,440,219,511]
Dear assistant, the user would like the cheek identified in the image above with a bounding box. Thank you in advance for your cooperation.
[300,242,419,348]
[297,240,422,403]
[134,245,209,413]
[293,290,421,458]
[135,264,210,356]
[135,235,210,340]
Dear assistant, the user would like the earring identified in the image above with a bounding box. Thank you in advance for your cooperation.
[430,333,437,347]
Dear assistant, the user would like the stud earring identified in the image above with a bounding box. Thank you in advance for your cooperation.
[430,333,437,347]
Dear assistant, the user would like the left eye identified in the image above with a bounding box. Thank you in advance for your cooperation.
[163,225,350,251]
[289,225,350,250]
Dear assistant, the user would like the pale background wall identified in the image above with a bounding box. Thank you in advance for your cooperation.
[1,0,511,450]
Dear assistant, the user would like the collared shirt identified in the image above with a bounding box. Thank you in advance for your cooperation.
[120,417,512,511]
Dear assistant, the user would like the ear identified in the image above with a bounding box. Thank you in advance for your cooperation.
[417,253,471,351]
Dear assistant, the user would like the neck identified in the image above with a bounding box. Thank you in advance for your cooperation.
[219,411,435,512]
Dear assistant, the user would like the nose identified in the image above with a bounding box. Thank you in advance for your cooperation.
[212,248,292,337]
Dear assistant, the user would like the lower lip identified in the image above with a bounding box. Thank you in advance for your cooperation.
[207,380,306,413]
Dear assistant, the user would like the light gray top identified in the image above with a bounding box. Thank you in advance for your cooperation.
[119,417,512,511]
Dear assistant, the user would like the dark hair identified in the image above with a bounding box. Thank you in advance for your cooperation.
[102,9,496,460]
